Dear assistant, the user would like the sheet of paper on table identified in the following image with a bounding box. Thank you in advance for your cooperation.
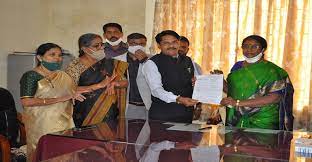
[192,74,223,104]
[165,122,214,132]
[167,123,206,132]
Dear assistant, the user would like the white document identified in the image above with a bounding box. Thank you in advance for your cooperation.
[166,123,213,132]
[192,74,223,104]
[167,124,201,132]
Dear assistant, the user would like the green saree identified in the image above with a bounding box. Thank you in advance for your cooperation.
[226,61,289,129]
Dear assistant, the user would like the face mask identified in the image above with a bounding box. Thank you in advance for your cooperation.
[128,45,146,54]
[41,60,62,71]
[243,52,263,64]
[105,38,122,46]
[88,49,105,61]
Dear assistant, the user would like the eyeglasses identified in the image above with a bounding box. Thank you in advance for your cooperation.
[160,41,179,46]
[241,44,261,50]
[91,43,104,49]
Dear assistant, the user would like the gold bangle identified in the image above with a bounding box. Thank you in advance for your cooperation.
[236,100,240,107]
[43,99,46,104]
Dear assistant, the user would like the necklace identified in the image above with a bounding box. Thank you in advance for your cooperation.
[38,65,52,77]
[37,65,54,88]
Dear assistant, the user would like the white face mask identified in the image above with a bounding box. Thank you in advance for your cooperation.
[88,49,105,61]
[243,52,263,63]
[105,38,122,46]
[128,45,146,54]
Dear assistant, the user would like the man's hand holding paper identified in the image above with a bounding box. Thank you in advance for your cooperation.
[192,74,224,105]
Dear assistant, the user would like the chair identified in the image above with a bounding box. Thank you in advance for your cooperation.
[0,87,26,162]
[0,113,26,162]
[0,135,10,162]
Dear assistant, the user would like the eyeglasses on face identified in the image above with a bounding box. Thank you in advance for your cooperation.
[160,41,179,46]
[91,43,104,49]
[241,44,261,50]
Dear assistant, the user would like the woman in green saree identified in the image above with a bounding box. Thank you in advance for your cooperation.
[220,35,294,130]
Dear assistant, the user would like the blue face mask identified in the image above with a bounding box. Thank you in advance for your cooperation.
[41,61,62,71]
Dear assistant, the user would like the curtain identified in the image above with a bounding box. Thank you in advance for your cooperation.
[152,0,312,130]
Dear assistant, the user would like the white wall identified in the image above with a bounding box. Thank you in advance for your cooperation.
[43,0,146,55]
[0,0,46,87]
[0,0,146,88]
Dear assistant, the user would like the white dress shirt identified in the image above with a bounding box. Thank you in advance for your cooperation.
[192,61,202,76]
[142,60,178,103]
[136,64,152,110]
